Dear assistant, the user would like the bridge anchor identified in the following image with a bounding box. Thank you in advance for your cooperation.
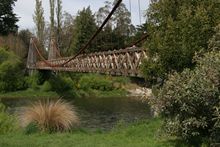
[26,38,37,75]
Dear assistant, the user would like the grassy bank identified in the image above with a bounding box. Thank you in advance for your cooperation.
[0,118,186,147]
[0,89,128,99]
[0,89,59,99]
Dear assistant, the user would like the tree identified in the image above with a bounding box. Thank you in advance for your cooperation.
[143,0,220,81]
[112,0,134,48]
[18,29,32,50]
[70,7,97,54]
[0,48,25,92]
[96,1,112,28]
[49,0,56,38]
[95,1,114,51]
[0,0,18,35]
[56,0,62,45]
[95,0,135,51]
[33,0,45,48]
[209,23,220,50]
[60,12,75,55]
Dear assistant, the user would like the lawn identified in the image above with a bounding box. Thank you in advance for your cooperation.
[0,119,185,147]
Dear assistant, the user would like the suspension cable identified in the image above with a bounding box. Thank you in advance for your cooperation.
[62,0,123,66]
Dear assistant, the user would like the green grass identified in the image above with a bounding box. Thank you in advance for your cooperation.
[78,89,128,98]
[0,118,186,147]
[0,88,127,100]
[0,89,59,99]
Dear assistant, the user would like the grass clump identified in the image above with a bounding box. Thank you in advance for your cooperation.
[19,99,80,133]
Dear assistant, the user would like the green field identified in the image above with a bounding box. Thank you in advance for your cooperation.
[0,119,186,147]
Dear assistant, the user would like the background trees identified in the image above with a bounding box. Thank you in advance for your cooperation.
[142,0,220,82]
[0,0,18,35]
[70,7,97,54]
[0,48,25,92]
[33,0,45,48]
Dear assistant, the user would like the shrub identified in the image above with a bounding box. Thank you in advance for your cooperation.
[0,103,18,134]
[25,72,40,90]
[156,51,220,143]
[141,58,165,85]
[19,99,80,132]
[41,81,52,92]
[0,48,26,92]
[49,75,77,98]
[79,74,114,91]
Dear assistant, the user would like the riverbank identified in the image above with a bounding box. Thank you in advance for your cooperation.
[0,118,186,147]
[0,83,137,99]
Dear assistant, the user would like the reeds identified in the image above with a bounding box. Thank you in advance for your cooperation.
[19,99,79,132]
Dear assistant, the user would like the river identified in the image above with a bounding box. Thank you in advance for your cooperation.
[1,96,152,131]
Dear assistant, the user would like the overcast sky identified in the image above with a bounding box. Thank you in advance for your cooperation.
[14,0,149,30]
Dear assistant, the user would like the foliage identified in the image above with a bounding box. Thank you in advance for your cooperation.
[19,99,79,133]
[156,51,220,144]
[0,103,18,134]
[0,48,25,92]
[208,23,220,50]
[141,58,165,85]
[144,0,220,80]
[33,0,45,48]
[0,0,18,35]
[59,12,75,55]
[49,0,55,38]
[0,34,27,60]
[56,0,62,45]
[78,74,115,91]
[49,74,77,98]
[95,1,135,51]
[25,73,40,90]
[18,29,33,50]
[41,81,52,92]
[70,7,97,54]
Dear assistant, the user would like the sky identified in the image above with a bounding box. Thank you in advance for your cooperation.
[14,0,150,30]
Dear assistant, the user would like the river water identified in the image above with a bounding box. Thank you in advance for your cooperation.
[1,96,152,131]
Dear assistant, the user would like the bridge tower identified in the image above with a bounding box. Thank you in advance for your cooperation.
[48,38,60,60]
[27,38,37,74]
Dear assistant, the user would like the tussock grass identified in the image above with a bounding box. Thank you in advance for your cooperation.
[19,99,79,132]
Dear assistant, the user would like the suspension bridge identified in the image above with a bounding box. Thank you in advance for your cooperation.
[26,0,148,77]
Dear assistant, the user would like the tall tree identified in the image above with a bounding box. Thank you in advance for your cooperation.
[112,0,134,48]
[49,0,56,38]
[33,0,45,48]
[56,0,62,45]
[60,12,75,55]
[96,1,112,28]
[0,0,18,35]
[70,7,97,54]
[95,1,114,51]
[143,0,220,81]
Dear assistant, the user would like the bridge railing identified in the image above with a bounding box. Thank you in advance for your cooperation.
[35,46,148,77]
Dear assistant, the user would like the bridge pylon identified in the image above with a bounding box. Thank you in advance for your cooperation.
[27,38,37,74]
[48,38,60,60]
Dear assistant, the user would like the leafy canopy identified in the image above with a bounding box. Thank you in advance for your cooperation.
[0,0,18,35]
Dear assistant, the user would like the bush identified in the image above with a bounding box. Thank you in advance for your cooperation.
[156,51,220,144]
[19,99,79,133]
[0,48,26,92]
[49,75,77,98]
[141,58,165,85]
[25,72,40,90]
[0,103,18,134]
[41,81,52,92]
[78,74,114,91]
